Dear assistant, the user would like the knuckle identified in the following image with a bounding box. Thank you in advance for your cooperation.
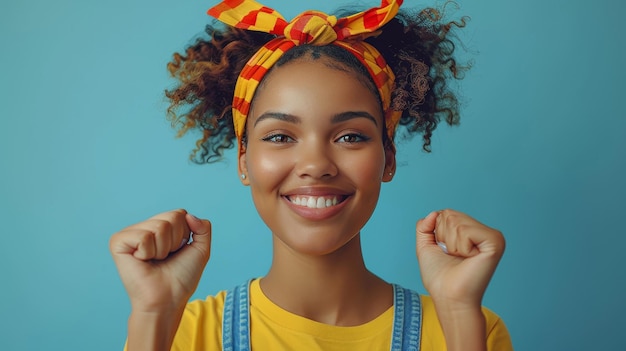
[172,208,188,218]
[456,223,470,235]
[150,209,186,222]
[138,230,155,245]
[494,230,506,249]
[446,215,461,230]
[108,232,122,250]
[152,219,173,234]
[441,208,455,216]
[109,229,136,250]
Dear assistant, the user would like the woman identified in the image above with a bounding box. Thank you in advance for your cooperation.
[110,1,512,350]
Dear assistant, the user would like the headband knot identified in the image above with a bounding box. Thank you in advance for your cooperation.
[284,11,339,45]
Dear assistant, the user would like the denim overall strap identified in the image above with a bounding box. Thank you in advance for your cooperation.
[223,281,421,351]
[222,280,252,351]
[390,284,422,351]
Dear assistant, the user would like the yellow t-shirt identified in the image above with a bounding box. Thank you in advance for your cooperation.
[171,279,513,350]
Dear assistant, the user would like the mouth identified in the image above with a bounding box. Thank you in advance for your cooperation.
[285,195,348,209]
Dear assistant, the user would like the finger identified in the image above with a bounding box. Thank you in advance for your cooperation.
[416,211,439,252]
[148,219,178,260]
[110,229,157,261]
[184,214,212,261]
[434,210,444,242]
[119,210,191,260]
[436,209,491,258]
[149,209,190,252]
[433,210,453,251]
[437,209,464,255]
[416,211,438,235]
[457,231,481,257]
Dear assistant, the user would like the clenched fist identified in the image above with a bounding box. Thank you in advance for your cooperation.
[109,209,212,313]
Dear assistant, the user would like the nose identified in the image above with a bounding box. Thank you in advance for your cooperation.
[294,140,338,179]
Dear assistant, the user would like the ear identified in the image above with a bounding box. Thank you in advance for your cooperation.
[238,144,250,186]
[382,143,396,182]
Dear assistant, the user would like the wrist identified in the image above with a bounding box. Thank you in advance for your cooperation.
[129,293,189,315]
[127,306,186,351]
[433,302,487,351]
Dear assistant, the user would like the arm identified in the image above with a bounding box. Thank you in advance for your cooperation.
[416,210,506,351]
[433,303,487,351]
[110,210,213,351]
[127,308,186,351]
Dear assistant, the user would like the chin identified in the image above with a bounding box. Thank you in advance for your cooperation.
[273,227,361,257]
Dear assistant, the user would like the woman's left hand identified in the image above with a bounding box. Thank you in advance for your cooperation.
[415,209,505,308]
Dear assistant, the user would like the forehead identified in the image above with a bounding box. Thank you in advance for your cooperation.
[270,45,380,96]
[250,58,383,117]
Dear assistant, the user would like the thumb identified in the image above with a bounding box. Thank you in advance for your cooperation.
[416,211,438,253]
[185,213,212,260]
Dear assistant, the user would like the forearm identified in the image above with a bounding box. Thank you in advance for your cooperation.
[126,307,185,351]
[434,302,487,351]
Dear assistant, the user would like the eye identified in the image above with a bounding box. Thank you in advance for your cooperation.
[261,133,294,143]
[336,133,370,143]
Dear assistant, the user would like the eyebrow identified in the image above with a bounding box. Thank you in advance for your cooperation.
[253,112,300,127]
[253,111,378,127]
[331,111,378,126]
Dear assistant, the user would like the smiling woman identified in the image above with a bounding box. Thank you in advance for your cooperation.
[242,57,390,257]
[108,0,512,350]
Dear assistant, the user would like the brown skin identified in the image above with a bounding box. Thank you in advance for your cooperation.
[417,209,505,351]
[109,210,212,351]
[110,57,505,351]
[238,58,396,325]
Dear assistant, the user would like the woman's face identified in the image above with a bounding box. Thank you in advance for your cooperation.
[239,57,396,256]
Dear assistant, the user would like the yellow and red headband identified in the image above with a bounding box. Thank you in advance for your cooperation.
[208,0,403,154]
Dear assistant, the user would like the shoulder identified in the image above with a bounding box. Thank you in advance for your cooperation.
[171,290,228,351]
[419,294,514,351]
[184,289,227,319]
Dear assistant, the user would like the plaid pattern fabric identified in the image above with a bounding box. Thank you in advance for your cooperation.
[207,0,404,153]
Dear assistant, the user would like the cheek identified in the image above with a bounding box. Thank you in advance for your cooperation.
[348,149,387,181]
[246,148,290,188]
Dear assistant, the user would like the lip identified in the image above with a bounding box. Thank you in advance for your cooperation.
[282,186,352,221]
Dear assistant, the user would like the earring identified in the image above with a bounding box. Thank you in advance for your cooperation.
[388,172,393,176]
[240,174,246,180]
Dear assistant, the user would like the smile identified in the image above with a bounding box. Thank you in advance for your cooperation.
[287,195,346,209]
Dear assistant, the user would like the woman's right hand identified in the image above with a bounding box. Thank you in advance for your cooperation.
[109,209,212,313]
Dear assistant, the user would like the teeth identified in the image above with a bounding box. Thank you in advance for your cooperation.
[290,196,340,209]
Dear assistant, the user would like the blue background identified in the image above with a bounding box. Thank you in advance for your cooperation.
[1,0,624,349]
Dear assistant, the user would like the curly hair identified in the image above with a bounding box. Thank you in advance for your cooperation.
[165,5,468,163]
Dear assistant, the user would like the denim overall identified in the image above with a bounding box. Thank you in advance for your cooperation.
[222,280,422,351]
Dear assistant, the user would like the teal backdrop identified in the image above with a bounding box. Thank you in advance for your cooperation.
[1,0,624,349]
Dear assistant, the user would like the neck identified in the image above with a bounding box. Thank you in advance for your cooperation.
[260,234,392,326]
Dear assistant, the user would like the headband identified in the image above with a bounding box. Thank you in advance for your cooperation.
[207,0,403,155]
